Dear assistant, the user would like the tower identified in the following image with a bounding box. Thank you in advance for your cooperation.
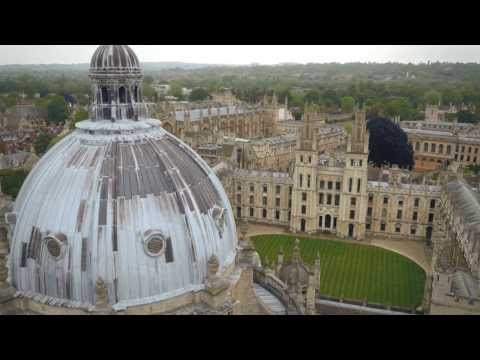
[291,103,318,233]
[338,107,369,240]
[89,45,146,122]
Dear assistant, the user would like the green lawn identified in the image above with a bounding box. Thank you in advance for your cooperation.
[251,234,426,309]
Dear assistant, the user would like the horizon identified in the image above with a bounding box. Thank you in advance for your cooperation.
[0,45,480,66]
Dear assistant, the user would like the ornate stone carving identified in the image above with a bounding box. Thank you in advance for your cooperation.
[205,254,229,296]
[94,277,112,312]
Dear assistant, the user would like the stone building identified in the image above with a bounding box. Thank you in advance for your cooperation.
[401,120,480,171]
[230,108,442,243]
[430,179,480,313]
[0,45,275,316]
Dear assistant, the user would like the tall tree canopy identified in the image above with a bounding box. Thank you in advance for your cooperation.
[189,88,210,101]
[367,117,414,169]
[340,96,355,113]
[47,96,69,124]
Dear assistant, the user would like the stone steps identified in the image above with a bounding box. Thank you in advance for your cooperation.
[253,283,286,315]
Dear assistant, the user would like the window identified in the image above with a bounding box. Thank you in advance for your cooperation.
[351,159,354,167]
[336,181,341,191]
[460,155,464,161]
[320,180,325,189]
[328,181,333,190]
[237,184,242,191]
[446,145,451,154]
[307,175,311,188]
[380,222,386,231]
[368,193,373,203]
[319,193,324,204]
[276,185,281,194]
[411,226,416,235]
[300,155,304,162]
[302,192,307,201]
[325,215,331,228]
[469,147,472,153]
[398,198,403,207]
[428,213,434,222]
[263,185,268,193]
[333,217,337,229]
[395,224,401,233]
[262,209,267,218]
[334,194,340,206]
[431,143,436,153]
[397,210,402,220]
[237,207,242,218]
[467,156,471,162]
[476,148,479,154]
[299,175,303,187]
[262,197,267,206]
[237,194,241,204]
[119,87,127,103]
[249,208,254,217]
[250,184,254,192]
[383,197,389,205]
[424,143,428,152]
[357,179,361,193]
[367,207,372,216]
[349,210,355,220]
[327,194,332,205]
[359,160,363,167]
[288,199,292,208]
[412,211,418,221]
[301,205,306,215]
[288,211,291,221]
[415,142,420,151]
[275,210,280,220]
[366,223,371,230]
[430,199,436,209]
[349,178,353,192]
[414,198,420,207]
[250,195,254,205]
[439,144,443,153]
[308,156,311,163]
[474,157,477,163]
[275,198,280,207]
[319,216,323,228]
[351,197,356,206]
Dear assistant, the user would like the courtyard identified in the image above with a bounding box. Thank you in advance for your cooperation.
[251,234,427,310]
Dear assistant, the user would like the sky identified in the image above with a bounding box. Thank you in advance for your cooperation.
[0,45,479,65]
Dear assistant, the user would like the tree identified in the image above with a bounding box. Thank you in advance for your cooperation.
[47,96,69,124]
[384,97,414,120]
[142,83,157,101]
[456,110,479,124]
[340,96,355,113]
[189,88,210,102]
[424,90,441,105]
[71,108,89,129]
[367,117,414,169]
[34,132,55,155]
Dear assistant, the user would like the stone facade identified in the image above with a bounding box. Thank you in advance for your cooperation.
[401,120,480,171]
[229,108,442,243]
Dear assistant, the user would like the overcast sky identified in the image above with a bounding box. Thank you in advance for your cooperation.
[0,45,479,65]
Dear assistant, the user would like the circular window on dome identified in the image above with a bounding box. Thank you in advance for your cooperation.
[44,235,66,260]
[143,231,167,257]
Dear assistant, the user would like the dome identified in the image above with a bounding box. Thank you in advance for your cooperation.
[9,120,237,308]
[90,45,141,74]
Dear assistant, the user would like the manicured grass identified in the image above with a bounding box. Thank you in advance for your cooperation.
[251,234,426,309]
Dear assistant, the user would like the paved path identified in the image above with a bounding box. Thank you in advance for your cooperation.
[252,283,286,315]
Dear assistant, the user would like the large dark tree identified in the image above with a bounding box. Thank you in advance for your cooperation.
[367,117,414,169]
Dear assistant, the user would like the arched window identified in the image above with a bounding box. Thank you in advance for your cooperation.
[424,142,428,152]
[431,143,436,153]
[134,86,139,102]
[415,142,420,151]
[439,144,444,154]
[119,87,127,103]
[101,87,109,103]
[325,214,331,229]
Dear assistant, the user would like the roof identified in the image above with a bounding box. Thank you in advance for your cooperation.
[10,120,237,309]
[90,45,141,74]
[174,106,253,122]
